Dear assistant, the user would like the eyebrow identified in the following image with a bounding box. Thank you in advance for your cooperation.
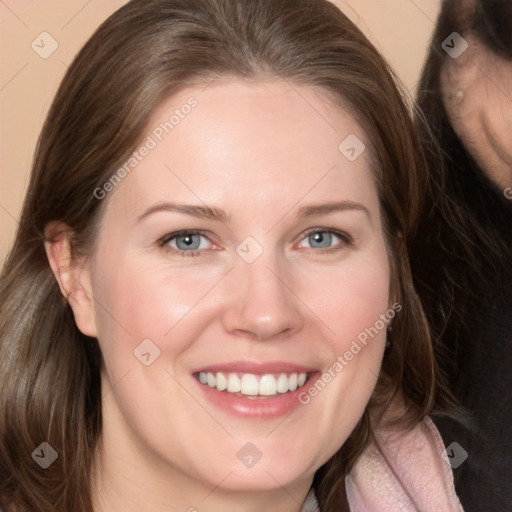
[136,202,229,223]
[296,201,370,219]
[136,200,369,224]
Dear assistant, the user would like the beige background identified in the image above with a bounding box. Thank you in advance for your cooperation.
[0,0,441,265]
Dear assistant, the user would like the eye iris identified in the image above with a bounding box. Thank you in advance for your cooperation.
[309,231,332,248]
[176,234,201,250]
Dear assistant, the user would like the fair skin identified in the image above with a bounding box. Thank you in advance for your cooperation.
[46,80,392,512]
[441,33,512,191]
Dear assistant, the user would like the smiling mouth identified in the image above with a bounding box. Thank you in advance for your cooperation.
[195,371,310,398]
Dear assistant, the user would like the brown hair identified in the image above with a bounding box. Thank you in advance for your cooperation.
[0,1,449,510]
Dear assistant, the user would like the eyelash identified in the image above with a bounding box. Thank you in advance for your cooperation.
[157,228,353,257]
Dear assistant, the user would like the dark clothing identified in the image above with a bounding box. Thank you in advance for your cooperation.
[433,273,512,510]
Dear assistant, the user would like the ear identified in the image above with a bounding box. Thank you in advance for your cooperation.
[44,221,98,338]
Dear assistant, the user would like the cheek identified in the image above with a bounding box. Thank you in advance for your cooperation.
[304,253,391,352]
[89,253,228,372]
[294,249,391,438]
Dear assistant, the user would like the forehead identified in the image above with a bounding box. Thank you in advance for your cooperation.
[105,79,378,221]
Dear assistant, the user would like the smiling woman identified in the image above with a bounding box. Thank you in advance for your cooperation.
[0,1,462,511]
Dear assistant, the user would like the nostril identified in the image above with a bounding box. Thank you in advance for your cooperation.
[474,0,512,59]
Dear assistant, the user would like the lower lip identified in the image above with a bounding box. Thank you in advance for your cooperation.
[194,373,321,419]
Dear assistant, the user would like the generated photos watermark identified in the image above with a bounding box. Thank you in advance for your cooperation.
[93,97,198,200]
[298,302,402,405]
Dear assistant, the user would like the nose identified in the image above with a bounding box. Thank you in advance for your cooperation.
[221,258,304,341]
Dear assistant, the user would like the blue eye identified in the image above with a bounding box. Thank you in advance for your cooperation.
[159,231,212,253]
[174,234,203,250]
[308,231,334,248]
[158,229,349,256]
[298,230,347,250]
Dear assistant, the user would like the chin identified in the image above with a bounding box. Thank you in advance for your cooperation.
[218,464,312,493]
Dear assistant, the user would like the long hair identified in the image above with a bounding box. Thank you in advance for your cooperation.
[410,0,512,389]
[0,1,448,510]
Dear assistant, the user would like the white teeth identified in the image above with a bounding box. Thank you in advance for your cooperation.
[259,374,277,396]
[288,373,298,391]
[276,373,289,393]
[216,372,227,391]
[198,371,308,396]
[227,373,241,393]
[241,374,259,395]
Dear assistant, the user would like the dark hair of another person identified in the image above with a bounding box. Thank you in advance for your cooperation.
[411,0,512,401]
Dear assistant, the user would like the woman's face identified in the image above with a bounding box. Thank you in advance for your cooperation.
[77,80,392,503]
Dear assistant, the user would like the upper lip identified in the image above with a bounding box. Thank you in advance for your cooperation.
[192,360,317,375]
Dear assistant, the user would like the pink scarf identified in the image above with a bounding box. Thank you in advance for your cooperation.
[346,416,464,511]
[302,416,464,511]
